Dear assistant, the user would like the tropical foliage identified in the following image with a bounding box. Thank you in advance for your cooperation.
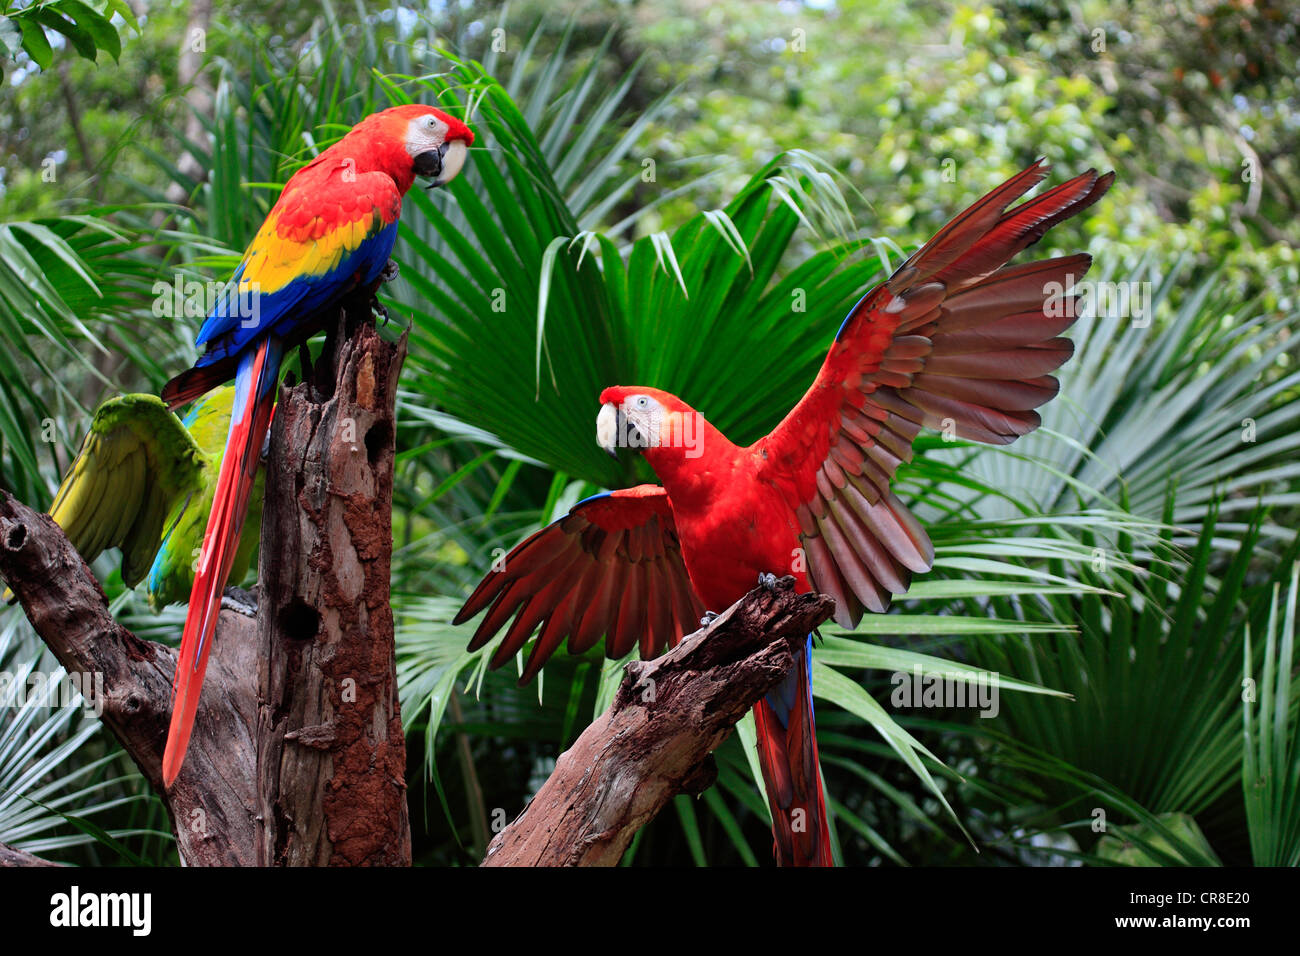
[0,1,1295,867]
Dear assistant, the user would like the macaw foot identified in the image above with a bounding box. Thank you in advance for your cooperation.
[699,610,720,627]
[220,586,258,618]
[757,572,795,592]
[369,260,400,325]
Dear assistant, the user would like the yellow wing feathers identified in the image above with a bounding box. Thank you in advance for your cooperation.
[44,394,209,587]
[238,207,381,294]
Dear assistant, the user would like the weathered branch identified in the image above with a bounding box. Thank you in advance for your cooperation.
[482,579,835,867]
[0,491,259,865]
[0,841,60,867]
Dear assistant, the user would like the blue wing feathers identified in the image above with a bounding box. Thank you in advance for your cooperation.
[194,223,399,367]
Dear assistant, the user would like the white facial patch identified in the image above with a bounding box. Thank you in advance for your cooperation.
[404,114,447,157]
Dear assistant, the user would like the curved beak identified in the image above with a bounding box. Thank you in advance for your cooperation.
[596,402,620,458]
[419,139,469,188]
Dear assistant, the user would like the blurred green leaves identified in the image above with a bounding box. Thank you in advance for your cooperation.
[0,0,136,75]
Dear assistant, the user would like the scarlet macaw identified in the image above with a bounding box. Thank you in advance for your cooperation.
[158,104,474,786]
[2,388,263,610]
[456,160,1113,865]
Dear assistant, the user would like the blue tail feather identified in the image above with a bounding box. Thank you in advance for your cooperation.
[763,633,814,728]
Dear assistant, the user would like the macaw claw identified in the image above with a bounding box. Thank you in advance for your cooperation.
[758,572,795,592]
[220,586,258,618]
[371,260,399,325]
[699,610,720,627]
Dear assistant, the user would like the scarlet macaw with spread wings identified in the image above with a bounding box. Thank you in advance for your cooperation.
[457,160,1112,865]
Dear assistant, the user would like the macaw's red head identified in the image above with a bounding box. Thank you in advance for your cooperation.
[340,103,475,193]
[596,386,710,464]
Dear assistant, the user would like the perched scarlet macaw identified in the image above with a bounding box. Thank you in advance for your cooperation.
[456,160,1112,865]
[158,104,474,787]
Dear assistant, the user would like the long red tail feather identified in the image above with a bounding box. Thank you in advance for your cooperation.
[754,638,834,866]
[161,358,240,411]
[161,336,281,786]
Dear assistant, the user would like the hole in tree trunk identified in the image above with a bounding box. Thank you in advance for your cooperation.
[4,523,27,551]
[277,599,320,642]
[365,421,391,465]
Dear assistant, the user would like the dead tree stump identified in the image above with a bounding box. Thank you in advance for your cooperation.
[0,492,259,865]
[0,311,409,866]
[254,321,411,866]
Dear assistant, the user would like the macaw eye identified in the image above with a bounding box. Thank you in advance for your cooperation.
[425,116,438,130]
[633,396,650,409]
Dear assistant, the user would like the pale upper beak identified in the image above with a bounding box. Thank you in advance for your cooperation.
[596,403,619,458]
[420,139,469,188]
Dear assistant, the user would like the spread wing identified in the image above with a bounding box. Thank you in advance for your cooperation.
[45,393,211,587]
[758,160,1113,627]
[454,485,707,684]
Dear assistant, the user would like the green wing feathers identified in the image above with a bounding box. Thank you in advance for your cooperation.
[23,387,263,607]
[46,394,209,586]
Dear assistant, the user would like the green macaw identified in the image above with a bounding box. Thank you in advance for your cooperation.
[11,387,263,610]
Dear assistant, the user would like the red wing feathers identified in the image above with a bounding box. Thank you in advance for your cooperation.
[760,163,1112,628]
[454,485,706,684]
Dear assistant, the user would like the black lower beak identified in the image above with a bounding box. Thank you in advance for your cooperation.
[414,145,444,182]
[604,407,625,457]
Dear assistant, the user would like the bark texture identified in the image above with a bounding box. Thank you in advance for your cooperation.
[481,578,835,867]
[0,841,59,867]
[0,492,258,865]
[254,321,411,866]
